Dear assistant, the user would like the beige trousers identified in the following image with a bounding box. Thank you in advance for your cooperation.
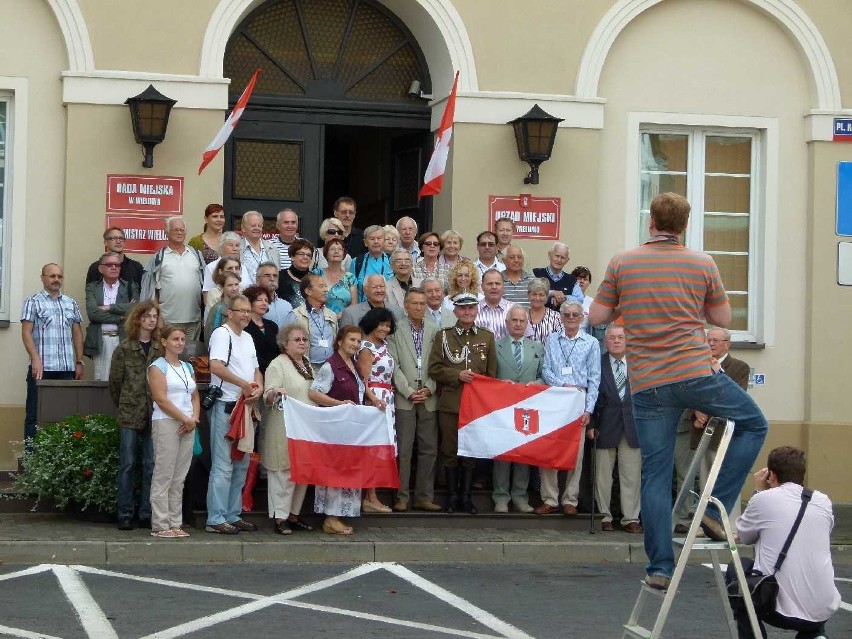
[539,439,585,507]
[150,418,194,531]
[93,334,120,381]
[267,468,307,519]
[594,435,642,524]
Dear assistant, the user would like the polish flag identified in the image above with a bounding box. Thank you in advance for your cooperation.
[283,398,399,489]
[458,375,585,470]
[419,71,459,198]
[198,68,261,175]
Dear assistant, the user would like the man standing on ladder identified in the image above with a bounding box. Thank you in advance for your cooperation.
[589,192,768,591]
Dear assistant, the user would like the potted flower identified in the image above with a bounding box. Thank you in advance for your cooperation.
[11,413,121,515]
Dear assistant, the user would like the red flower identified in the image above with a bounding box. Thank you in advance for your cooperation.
[72,431,83,439]
[82,468,93,479]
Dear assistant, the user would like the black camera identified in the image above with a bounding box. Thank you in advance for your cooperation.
[201,385,223,411]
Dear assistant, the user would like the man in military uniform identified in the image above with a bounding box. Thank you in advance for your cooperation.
[428,292,497,514]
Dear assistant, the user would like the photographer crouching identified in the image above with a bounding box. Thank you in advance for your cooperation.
[204,295,263,535]
[727,446,840,638]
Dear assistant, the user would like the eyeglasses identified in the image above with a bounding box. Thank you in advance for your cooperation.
[289,337,308,343]
[478,242,496,247]
[141,313,159,320]
[230,308,252,314]
[336,210,356,217]
[101,263,121,268]
[326,229,344,236]
[105,236,125,241]
[422,241,440,247]
[706,338,729,343]
[294,251,312,258]
[562,312,582,318]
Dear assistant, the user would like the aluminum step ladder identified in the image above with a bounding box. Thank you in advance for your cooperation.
[622,418,762,638]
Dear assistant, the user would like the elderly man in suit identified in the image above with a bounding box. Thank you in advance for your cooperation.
[492,306,543,513]
[387,287,442,512]
[385,249,423,308]
[339,273,402,326]
[84,252,140,380]
[589,324,642,532]
[422,277,456,328]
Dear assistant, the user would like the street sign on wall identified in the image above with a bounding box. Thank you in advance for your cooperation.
[488,194,561,240]
[106,174,184,215]
[105,214,173,253]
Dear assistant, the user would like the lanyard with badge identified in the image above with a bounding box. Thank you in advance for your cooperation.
[309,309,330,348]
[559,334,578,378]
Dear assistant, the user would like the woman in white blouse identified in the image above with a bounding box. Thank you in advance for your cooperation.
[147,325,200,538]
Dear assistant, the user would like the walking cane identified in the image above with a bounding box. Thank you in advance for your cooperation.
[589,430,597,534]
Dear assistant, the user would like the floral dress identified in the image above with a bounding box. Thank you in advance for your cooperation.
[360,339,395,423]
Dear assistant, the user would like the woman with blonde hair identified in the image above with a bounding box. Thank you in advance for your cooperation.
[413,231,449,292]
[314,217,351,270]
[383,225,399,255]
[438,229,466,270]
[442,261,481,310]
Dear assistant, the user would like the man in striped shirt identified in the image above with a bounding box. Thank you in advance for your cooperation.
[475,269,515,340]
[501,245,535,308]
[590,192,767,591]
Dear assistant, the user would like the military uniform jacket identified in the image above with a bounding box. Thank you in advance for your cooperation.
[427,324,497,414]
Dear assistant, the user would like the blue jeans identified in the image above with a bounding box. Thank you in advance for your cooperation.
[632,373,767,578]
[116,427,154,521]
[206,401,250,525]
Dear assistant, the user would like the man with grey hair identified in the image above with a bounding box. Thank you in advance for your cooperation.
[502,245,535,308]
[255,261,293,329]
[239,211,280,283]
[386,248,423,308]
[140,216,205,340]
[268,209,300,271]
[351,224,393,302]
[422,277,456,328]
[339,273,403,327]
[537,299,601,515]
[533,242,584,312]
[396,216,420,261]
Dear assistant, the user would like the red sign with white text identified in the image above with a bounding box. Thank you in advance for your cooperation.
[106,174,184,214]
[488,194,561,240]
[106,214,173,253]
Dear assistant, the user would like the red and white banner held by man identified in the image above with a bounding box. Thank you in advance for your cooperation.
[282,398,399,489]
[458,375,585,470]
[419,71,459,198]
[198,68,261,175]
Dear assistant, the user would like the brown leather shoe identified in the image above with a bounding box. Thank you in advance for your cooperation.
[534,503,559,515]
[392,499,408,512]
[562,504,578,515]
[674,523,689,535]
[413,500,442,512]
[601,521,614,532]
[623,521,644,534]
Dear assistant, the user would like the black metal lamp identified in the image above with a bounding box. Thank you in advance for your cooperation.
[508,104,564,185]
[125,85,176,168]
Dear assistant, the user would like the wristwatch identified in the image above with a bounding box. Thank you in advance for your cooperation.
[75,360,84,365]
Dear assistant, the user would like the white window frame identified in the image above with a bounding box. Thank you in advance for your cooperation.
[625,112,779,345]
[0,78,29,324]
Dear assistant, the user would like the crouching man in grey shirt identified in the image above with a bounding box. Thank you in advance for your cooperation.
[728,446,840,638]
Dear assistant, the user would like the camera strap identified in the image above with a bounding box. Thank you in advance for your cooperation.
[214,331,233,391]
[772,487,813,574]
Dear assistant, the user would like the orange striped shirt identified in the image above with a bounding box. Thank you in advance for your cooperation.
[594,236,727,394]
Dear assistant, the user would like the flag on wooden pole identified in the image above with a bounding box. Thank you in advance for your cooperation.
[198,68,261,175]
[419,71,459,198]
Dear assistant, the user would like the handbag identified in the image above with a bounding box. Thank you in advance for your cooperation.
[728,488,813,616]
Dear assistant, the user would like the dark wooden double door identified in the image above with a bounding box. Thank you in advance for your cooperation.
[224,115,431,243]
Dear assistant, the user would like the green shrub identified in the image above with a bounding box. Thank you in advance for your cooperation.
[12,414,121,513]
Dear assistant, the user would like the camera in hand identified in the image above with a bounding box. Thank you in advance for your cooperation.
[201,385,223,410]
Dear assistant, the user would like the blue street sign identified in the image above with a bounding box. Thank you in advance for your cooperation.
[837,162,852,236]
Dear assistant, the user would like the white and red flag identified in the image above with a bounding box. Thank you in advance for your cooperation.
[419,71,459,198]
[198,68,261,175]
[458,375,585,469]
[283,398,399,489]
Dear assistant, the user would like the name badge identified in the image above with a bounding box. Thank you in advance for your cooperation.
[562,366,573,376]
[318,339,329,348]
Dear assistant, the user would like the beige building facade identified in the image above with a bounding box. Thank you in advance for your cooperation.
[1,0,850,499]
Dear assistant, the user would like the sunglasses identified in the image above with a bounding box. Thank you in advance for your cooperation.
[326,229,344,235]
[422,241,440,247]
[562,312,582,318]
[289,336,308,343]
